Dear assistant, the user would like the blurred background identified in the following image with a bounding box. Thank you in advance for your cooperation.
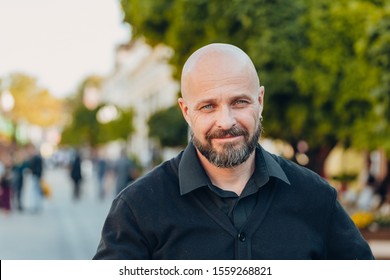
[1,0,390,259]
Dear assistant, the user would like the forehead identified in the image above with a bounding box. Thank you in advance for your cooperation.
[195,72,252,95]
[185,61,257,102]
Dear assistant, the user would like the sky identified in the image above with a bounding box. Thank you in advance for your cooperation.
[0,0,131,98]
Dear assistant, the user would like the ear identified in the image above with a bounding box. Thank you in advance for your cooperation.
[258,86,265,106]
[258,86,265,116]
[178,97,191,126]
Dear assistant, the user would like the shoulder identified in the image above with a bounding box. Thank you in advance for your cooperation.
[118,153,182,205]
[269,152,337,197]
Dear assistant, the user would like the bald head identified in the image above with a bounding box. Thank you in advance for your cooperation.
[180,43,260,99]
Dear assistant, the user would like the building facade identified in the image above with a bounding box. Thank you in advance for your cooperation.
[100,39,179,168]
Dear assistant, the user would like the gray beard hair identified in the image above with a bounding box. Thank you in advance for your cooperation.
[191,121,263,168]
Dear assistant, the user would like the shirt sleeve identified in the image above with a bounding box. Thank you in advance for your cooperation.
[93,196,152,260]
[325,199,375,259]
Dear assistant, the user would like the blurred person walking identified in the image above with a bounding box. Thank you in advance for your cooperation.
[27,145,44,213]
[92,148,108,200]
[11,148,28,212]
[376,160,390,208]
[69,149,83,200]
[114,149,135,195]
[95,155,107,200]
[0,153,12,214]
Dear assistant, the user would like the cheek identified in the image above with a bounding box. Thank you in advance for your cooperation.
[236,114,260,137]
[238,109,258,127]
[191,114,215,136]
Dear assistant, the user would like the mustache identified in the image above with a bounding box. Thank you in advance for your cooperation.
[206,126,248,140]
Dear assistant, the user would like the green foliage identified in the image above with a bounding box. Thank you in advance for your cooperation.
[98,109,135,143]
[147,105,188,147]
[1,73,64,128]
[295,0,389,153]
[61,104,135,147]
[61,104,99,147]
[357,6,390,154]
[122,0,306,78]
[60,76,135,147]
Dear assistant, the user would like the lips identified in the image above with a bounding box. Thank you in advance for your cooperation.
[207,127,246,140]
[212,134,240,140]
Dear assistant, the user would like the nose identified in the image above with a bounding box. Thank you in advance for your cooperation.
[215,106,236,129]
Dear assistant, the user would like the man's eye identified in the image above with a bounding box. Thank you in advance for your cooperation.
[200,104,214,110]
[234,100,249,105]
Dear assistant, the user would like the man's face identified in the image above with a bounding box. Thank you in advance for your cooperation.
[179,52,264,168]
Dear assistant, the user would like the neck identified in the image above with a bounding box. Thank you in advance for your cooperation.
[197,150,256,196]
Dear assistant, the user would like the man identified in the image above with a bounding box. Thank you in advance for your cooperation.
[11,148,28,211]
[114,148,136,195]
[28,145,44,213]
[93,43,374,259]
[69,149,82,200]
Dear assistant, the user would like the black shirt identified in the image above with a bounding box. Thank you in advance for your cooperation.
[179,143,288,229]
[94,141,374,259]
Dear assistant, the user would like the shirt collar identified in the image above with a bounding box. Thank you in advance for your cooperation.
[178,142,290,196]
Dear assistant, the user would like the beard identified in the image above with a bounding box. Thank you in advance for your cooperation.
[192,120,263,168]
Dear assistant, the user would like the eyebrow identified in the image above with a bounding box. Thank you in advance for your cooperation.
[195,94,253,107]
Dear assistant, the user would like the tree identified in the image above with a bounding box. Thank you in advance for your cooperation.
[60,76,135,147]
[147,104,188,147]
[356,2,390,153]
[4,73,64,127]
[293,0,388,173]
[355,3,390,197]
[0,73,65,142]
[121,0,306,78]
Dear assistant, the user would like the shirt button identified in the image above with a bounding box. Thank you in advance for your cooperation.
[238,232,246,242]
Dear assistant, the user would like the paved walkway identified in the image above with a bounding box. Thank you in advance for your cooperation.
[0,165,113,259]
[1,164,389,260]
